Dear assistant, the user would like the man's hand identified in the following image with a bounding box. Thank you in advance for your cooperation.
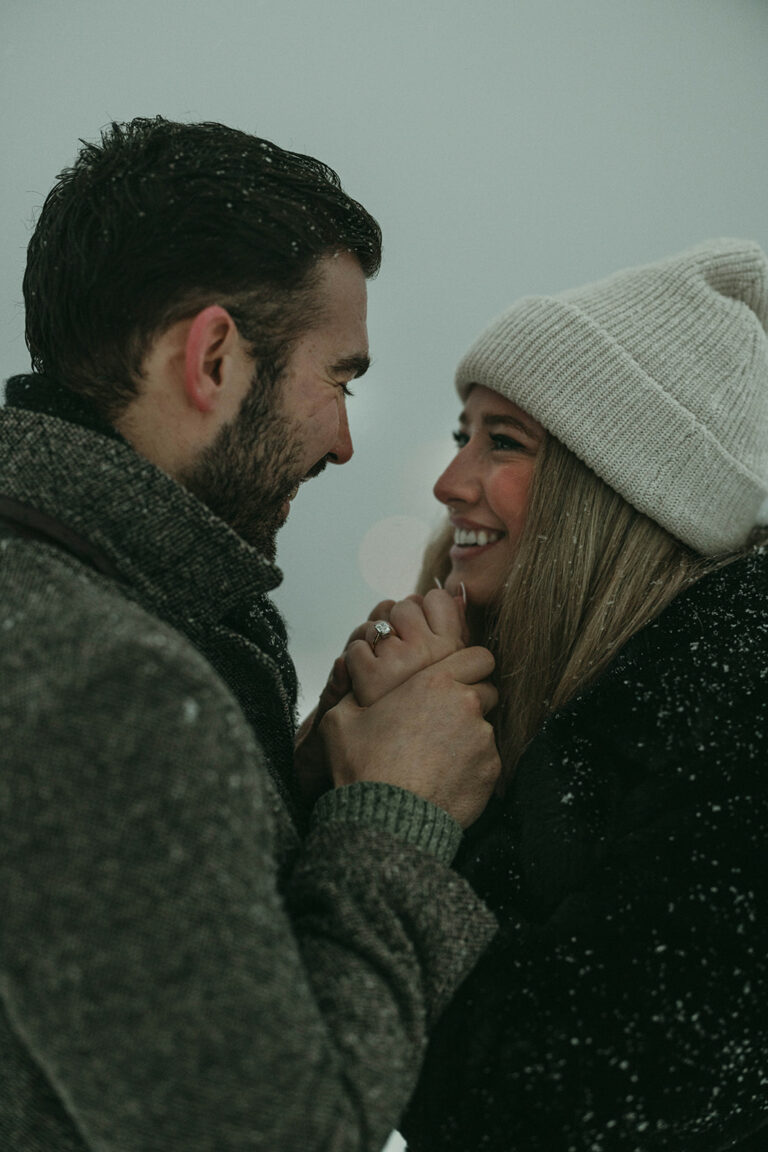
[319,646,500,829]
[295,589,472,808]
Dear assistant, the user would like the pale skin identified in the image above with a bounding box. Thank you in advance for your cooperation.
[437,385,544,604]
[116,253,501,828]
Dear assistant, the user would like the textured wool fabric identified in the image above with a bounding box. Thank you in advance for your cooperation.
[403,548,768,1151]
[0,384,497,1152]
[455,238,768,554]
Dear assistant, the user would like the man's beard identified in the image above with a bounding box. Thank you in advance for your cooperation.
[179,371,313,561]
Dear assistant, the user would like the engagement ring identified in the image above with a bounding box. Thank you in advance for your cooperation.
[371,620,393,651]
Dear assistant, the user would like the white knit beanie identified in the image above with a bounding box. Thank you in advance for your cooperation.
[455,238,768,555]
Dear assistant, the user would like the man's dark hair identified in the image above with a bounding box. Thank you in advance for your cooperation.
[23,116,382,418]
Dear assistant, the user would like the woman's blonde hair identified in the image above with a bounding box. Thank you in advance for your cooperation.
[418,433,768,784]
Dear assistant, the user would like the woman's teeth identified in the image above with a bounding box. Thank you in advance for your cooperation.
[454,527,504,547]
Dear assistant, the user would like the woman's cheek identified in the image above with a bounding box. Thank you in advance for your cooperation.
[488,463,534,539]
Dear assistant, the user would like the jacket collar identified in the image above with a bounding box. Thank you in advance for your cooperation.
[1,376,283,625]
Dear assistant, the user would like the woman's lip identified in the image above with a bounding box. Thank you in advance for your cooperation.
[450,517,505,533]
[449,537,504,562]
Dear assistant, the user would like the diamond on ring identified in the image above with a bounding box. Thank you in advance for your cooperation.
[371,620,393,651]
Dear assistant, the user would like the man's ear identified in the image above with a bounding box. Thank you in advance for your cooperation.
[183,305,241,413]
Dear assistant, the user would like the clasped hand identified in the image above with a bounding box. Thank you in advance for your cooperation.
[295,589,500,828]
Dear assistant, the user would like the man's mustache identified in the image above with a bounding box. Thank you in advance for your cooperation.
[304,457,329,481]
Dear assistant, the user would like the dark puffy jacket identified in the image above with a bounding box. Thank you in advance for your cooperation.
[403,549,768,1151]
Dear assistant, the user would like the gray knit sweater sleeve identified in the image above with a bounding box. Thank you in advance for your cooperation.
[0,556,496,1152]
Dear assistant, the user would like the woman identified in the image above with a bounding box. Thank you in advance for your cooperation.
[336,239,768,1150]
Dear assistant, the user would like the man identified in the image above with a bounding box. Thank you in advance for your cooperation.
[0,117,500,1151]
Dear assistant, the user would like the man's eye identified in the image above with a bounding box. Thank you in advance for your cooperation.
[452,430,469,448]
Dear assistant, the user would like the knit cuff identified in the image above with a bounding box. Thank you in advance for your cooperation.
[311,782,463,865]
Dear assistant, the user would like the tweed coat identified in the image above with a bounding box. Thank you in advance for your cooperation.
[0,376,496,1152]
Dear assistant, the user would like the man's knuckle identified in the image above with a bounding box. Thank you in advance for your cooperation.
[478,762,500,788]
[464,687,486,717]
[318,712,336,738]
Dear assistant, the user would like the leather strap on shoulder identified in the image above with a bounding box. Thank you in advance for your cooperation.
[0,495,122,582]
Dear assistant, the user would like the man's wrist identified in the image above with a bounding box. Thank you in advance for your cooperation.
[311,782,463,865]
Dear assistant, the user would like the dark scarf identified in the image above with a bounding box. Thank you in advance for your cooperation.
[4,372,125,443]
[2,371,301,823]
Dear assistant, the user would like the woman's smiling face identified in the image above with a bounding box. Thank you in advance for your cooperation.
[433,385,544,607]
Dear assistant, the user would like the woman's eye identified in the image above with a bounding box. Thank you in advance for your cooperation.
[452,429,525,452]
[490,433,523,451]
[338,382,355,397]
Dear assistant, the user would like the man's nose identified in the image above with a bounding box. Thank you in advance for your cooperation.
[327,395,354,465]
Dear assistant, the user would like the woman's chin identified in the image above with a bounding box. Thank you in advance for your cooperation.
[444,570,494,609]
[444,540,512,609]
[444,572,461,597]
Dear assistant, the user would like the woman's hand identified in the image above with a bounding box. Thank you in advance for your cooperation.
[293,588,468,807]
[345,587,469,707]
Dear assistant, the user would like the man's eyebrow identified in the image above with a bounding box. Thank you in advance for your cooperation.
[458,410,541,439]
[330,354,371,379]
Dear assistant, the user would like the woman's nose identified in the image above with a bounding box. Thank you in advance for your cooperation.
[433,448,479,507]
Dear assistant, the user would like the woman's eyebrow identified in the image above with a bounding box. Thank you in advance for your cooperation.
[482,413,540,438]
[459,410,540,439]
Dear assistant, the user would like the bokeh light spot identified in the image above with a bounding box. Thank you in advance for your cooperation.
[357,515,433,599]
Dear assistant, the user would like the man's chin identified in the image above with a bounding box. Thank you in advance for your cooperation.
[237,500,291,560]
[239,522,279,561]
